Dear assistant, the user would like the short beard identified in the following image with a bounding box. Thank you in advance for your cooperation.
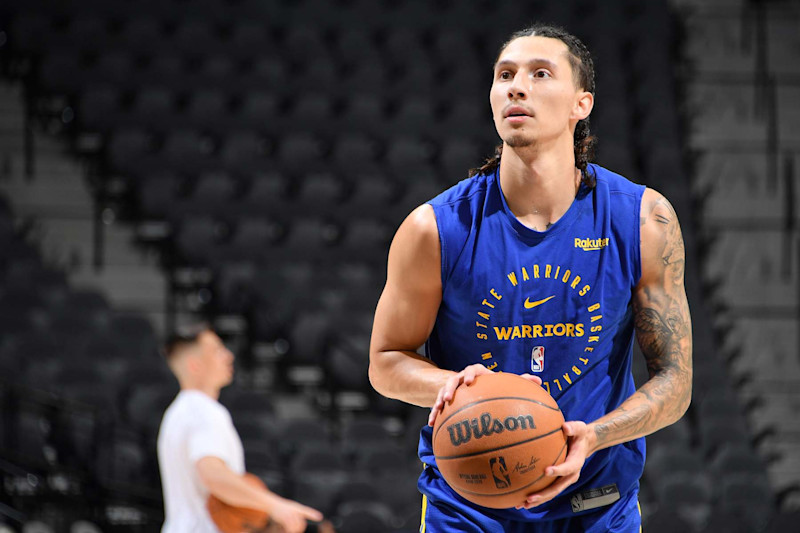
[504,134,535,148]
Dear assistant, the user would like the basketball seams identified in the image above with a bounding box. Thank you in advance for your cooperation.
[435,426,564,460]
[433,395,561,443]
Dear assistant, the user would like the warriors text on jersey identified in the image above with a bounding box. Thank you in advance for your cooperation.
[419,164,646,521]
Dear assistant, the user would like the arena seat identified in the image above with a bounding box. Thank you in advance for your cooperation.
[76,86,122,134]
[334,501,395,533]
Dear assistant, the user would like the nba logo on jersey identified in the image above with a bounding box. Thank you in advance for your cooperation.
[531,346,545,372]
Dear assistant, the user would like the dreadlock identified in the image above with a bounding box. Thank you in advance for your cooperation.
[470,23,597,188]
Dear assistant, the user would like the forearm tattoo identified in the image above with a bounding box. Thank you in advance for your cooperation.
[594,196,693,448]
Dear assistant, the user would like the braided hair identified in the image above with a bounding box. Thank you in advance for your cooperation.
[470,24,597,188]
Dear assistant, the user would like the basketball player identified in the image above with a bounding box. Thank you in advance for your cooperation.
[369,24,692,532]
[157,325,323,533]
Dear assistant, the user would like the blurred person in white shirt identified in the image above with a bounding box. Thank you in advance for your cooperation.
[157,325,322,533]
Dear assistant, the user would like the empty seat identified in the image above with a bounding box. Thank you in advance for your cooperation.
[294,173,346,212]
[284,95,336,135]
[341,174,397,216]
[239,172,288,214]
[180,89,231,130]
[172,216,226,265]
[160,129,216,173]
[118,17,165,54]
[192,54,238,88]
[241,57,286,92]
[283,26,328,62]
[176,171,239,216]
[386,137,433,175]
[331,135,380,173]
[340,95,387,135]
[334,28,380,64]
[107,128,155,176]
[391,98,435,135]
[337,218,391,261]
[136,171,183,219]
[138,54,187,90]
[334,501,395,533]
[219,131,271,173]
[171,20,220,56]
[227,21,273,58]
[77,86,122,133]
[223,217,280,260]
[382,27,426,65]
[439,138,480,179]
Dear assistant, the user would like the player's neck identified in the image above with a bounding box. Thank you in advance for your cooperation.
[181,382,221,401]
[498,141,580,230]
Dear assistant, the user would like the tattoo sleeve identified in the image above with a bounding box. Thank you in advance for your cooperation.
[591,193,693,450]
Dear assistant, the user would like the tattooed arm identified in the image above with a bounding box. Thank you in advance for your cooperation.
[590,188,693,448]
[521,188,692,509]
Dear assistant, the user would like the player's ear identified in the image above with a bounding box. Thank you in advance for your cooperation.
[572,90,593,121]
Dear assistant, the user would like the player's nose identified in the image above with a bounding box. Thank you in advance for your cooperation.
[507,71,529,99]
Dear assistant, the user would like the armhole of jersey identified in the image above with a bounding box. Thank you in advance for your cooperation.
[633,186,645,287]
[427,202,447,291]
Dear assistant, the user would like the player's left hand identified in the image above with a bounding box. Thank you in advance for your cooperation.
[515,420,596,510]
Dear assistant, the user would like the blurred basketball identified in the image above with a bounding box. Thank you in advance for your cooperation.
[207,473,270,533]
[432,372,567,509]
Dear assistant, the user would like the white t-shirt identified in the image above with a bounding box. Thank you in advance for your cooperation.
[157,390,245,533]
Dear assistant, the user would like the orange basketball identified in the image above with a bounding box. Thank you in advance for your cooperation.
[207,473,270,533]
[432,372,567,509]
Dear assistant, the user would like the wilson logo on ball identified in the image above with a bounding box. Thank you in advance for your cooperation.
[447,412,536,447]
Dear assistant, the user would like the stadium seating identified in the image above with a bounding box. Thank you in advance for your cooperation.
[2,0,795,529]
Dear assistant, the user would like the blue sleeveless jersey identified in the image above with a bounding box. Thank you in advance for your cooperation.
[419,164,646,521]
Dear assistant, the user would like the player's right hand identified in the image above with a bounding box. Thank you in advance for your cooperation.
[428,366,543,427]
[267,497,323,533]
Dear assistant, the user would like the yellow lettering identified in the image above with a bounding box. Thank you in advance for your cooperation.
[588,336,600,343]
[553,323,566,336]
[566,323,575,336]
[584,347,594,352]
[486,362,498,370]
[591,315,602,322]
[575,324,584,336]
[591,325,602,333]
[588,303,601,312]
[571,275,581,289]
[572,365,582,376]
[532,325,543,338]
[490,288,502,300]
[477,333,488,340]
[554,265,560,280]
[494,327,512,340]
[574,238,581,247]
[543,382,550,394]
[481,352,492,360]
[511,326,522,340]
[507,272,518,287]
[563,373,572,385]
[481,299,495,309]
[579,357,589,365]
[522,267,529,281]
[478,312,490,320]
[533,265,540,278]
[562,269,571,283]
[476,322,487,329]
[580,285,591,296]
[545,264,552,278]
[522,325,532,338]
[554,378,562,391]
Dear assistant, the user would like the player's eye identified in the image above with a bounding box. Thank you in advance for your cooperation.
[499,70,513,80]
[532,70,552,79]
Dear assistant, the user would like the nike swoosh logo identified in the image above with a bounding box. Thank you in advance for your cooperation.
[523,295,556,309]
